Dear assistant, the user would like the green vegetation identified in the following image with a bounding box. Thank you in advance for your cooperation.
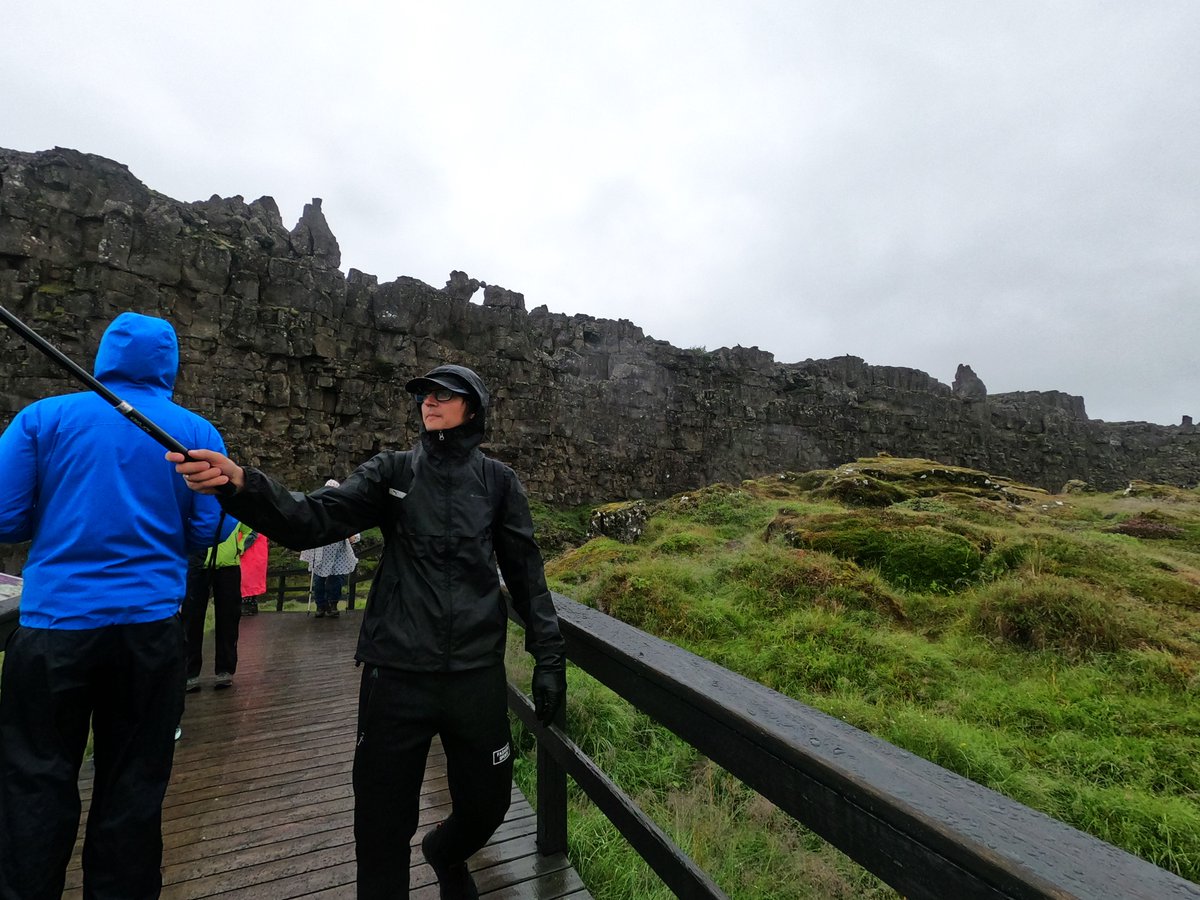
[513,457,1200,899]
[526,499,592,557]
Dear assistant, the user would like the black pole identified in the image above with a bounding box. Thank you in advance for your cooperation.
[0,304,195,455]
[1,305,238,492]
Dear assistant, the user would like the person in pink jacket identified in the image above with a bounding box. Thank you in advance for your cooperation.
[239,531,269,616]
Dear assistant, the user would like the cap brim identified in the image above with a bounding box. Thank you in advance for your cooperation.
[404,375,471,396]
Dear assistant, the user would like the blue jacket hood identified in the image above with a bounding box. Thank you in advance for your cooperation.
[93,312,178,393]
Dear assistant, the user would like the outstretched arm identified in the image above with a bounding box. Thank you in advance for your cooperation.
[171,450,391,553]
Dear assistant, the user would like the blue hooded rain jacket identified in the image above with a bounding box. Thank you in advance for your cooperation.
[0,312,232,629]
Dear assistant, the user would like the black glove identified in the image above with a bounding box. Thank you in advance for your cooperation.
[532,663,566,726]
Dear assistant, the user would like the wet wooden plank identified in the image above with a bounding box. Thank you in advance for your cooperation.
[64,609,591,900]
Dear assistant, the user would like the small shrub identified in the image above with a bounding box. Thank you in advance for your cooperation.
[718,545,905,621]
[545,537,639,586]
[653,531,708,556]
[529,499,592,555]
[664,484,774,532]
[812,473,909,507]
[968,577,1133,654]
[1106,512,1185,540]
[979,539,1034,580]
[589,561,701,635]
[877,528,983,593]
[772,513,984,594]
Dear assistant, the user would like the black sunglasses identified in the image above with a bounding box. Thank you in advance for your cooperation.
[418,389,463,403]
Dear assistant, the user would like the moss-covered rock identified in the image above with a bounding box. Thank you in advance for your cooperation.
[766,509,986,593]
[967,576,1148,654]
[588,500,650,544]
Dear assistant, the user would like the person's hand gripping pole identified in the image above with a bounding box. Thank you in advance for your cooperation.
[167,449,246,496]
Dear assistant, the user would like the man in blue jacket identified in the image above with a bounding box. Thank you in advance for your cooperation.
[0,311,233,900]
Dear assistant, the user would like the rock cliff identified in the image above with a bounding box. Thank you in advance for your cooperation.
[2,147,1197,513]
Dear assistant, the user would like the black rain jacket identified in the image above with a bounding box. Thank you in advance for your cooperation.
[220,365,565,673]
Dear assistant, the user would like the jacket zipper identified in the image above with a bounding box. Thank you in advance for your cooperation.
[443,455,453,667]
[358,666,380,747]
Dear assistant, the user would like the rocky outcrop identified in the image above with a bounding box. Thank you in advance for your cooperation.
[952,363,987,402]
[1,147,1197,521]
[589,501,650,544]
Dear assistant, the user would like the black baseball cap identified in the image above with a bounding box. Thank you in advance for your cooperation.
[404,371,473,397]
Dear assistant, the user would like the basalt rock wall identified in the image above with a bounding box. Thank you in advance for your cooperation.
[2,147,1198,515]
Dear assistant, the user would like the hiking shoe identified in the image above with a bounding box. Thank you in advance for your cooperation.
[326,608,340,619]
[313,608,326,618]
[185,677,200,693]
[422,829,479,900]
[214,672,233,689]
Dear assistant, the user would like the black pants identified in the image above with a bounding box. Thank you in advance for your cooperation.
[353,663,513,899]
[0,616,184,900]
[183,564,241,677]
[313,573,346,612]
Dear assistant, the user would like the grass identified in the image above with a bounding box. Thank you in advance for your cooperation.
[515,456,1200,898]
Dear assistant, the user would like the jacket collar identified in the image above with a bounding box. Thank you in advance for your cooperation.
[420,421,482,459]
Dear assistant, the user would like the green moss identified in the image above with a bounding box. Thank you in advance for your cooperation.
[520,456,1200,888]
[966,576,1142,654]
[545,537,640,587]
[812,473,910,507]
[768,511,985,593]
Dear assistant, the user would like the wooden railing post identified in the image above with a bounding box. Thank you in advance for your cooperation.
[536,700,568,855]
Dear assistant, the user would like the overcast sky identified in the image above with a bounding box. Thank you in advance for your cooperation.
[5,2,1198,424]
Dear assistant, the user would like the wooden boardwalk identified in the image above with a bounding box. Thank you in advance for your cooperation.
[65,610,591,899]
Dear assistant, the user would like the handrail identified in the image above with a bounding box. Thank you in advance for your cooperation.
[507,591,1200,900]
[0,590,18,647]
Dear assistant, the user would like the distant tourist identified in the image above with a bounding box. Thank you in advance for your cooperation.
[0,312,233,899]
[170,363,566,900]
[298,479,360,618]
[240,529,269,616]
[183,521,254,690]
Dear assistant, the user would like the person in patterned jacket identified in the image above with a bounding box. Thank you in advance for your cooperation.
[299,479,360,618]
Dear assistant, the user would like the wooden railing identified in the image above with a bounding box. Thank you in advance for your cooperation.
[0,590,18,648]
[508,591,1200,900]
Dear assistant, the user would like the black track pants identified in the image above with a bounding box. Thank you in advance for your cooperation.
[353,663,513,899]
[0,616,184,900]
[183,564,241,677]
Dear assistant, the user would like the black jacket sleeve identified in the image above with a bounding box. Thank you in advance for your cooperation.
[493,466,566,668]
[220,455,394,551]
